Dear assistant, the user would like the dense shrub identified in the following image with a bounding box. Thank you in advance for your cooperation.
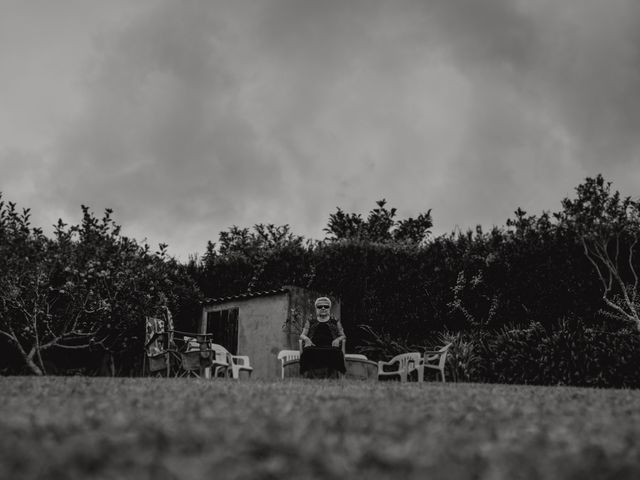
[473,322,640,388]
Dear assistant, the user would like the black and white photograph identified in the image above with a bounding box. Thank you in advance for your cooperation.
[2,0,640,478]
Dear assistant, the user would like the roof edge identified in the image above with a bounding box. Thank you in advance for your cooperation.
[203,286,299,306]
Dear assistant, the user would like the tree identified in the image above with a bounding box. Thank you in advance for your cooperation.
[194,223,310,298]
[208,224,305,258]
[0,200,113,375]
[0,195,199,375]
[560,175,640,330]
[0,199,71,374]
[324,199,432,244]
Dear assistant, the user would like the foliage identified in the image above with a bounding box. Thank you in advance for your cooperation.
[324,199,432,244]
[5,173,639,383]
[447,271,500,331]
[481,322,552,385]
[355,325,419,361]
[283,306,307,336]
[213,223,306,257]
[436,331,483,383]
[191,176,625,356]
[193,223,312,299]
[0,200,58,374]
[186,174,640,387]
[559,174,640,330]
[0,194,202,375]
[476,321,640,388]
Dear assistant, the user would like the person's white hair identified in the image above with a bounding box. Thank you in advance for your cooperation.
[314,296,331,307]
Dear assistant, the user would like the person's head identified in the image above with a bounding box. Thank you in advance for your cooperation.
[314,297,331,320]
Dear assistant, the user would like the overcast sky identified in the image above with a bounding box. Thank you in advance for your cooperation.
[2,0,640,260]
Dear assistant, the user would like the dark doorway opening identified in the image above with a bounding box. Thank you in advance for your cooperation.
[206,308,239,354]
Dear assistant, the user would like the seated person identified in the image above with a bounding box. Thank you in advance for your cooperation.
[299,297,347,377]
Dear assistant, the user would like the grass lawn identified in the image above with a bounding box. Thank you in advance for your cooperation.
[2,378,640,479]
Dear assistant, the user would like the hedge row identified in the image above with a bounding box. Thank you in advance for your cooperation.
[443,322,640,388]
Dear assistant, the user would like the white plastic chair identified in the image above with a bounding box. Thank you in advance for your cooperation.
[277,350,300,379]
[209,343,232,378]
[344,354,367,361]
[229,354,253,379]
[210,343,253,379]
[377,352,422,382]
[416,343,452,382]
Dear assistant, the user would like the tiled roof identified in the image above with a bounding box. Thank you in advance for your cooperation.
[203,287,291,305]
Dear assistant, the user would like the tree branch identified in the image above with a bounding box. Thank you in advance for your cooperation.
[6,323,28,358]
[583,237,611,295]
[614,233,620,273]
[53,343,95,350]
[602,296,636,324]
[0,328,17,344]
[583,235,640,325]
[38,335,62,351]
[68,330,97,337]
[32,277,46,374]
[630,236,638,296]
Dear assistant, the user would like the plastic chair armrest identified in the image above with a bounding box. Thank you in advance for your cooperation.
[231,355,250,367]
[378,360,403,374]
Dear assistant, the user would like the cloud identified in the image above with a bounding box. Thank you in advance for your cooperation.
[4,0,640,258]
[44,1,284,254]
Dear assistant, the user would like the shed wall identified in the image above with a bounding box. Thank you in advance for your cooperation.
[202,294,289,380]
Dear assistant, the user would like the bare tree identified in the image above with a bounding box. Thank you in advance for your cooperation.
[561,175,640,330]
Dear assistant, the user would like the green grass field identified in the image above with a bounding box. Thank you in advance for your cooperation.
[2,377,640,479]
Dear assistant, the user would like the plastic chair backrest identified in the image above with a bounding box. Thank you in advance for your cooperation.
[425,343,452,368]
[211,343,231,365]
[277,350,300,362]
[390,352,421,371]
[438,343,452,368]
[405,352,422,370]
[232,356,250,367]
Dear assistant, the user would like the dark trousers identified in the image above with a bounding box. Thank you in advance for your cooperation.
[300,346,346,377]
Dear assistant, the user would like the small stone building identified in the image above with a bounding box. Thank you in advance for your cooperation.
[200,286,341,380]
